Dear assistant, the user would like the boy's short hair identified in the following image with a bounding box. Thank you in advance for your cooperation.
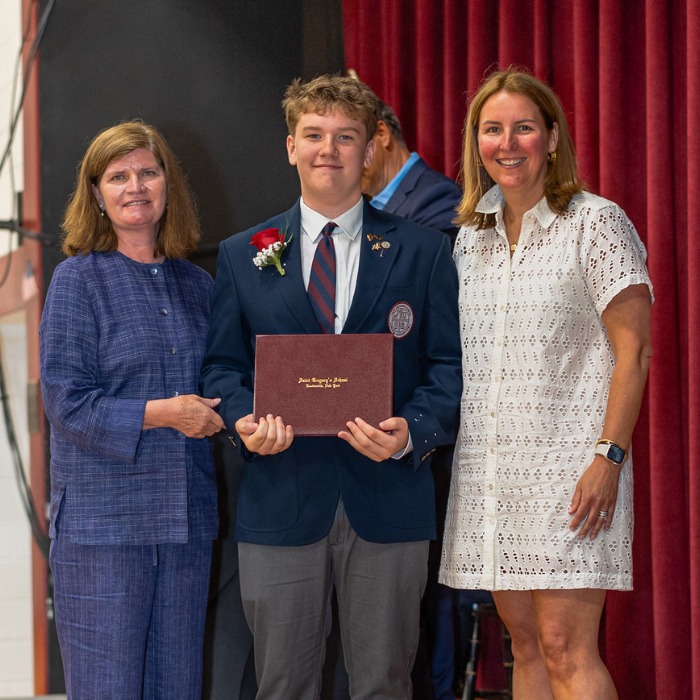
[283,74,379,139]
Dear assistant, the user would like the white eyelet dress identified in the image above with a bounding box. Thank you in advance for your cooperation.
[439,187,653,591]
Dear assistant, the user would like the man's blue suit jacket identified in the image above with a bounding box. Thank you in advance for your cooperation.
[382,156,461,242]
[200,200,461,547]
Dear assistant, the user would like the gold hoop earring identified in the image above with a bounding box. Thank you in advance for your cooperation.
[547,151,557,164]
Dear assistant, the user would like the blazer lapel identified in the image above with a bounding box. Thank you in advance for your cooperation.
[385,157,425,213]
[343,203,400,333]
[272,203,325,333]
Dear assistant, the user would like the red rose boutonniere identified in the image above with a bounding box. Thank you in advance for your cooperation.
[250,227,292,276]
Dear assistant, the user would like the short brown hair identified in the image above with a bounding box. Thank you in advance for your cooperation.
[456,68,585,229]
[282,75,378,140]
[62,121,201,259]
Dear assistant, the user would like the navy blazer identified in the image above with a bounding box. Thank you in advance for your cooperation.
[382,156,461,243]
[201,201,461,546]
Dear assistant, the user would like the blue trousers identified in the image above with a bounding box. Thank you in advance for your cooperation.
[50,537,212,700]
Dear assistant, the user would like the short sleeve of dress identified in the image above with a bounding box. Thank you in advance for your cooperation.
[578,197,654,316]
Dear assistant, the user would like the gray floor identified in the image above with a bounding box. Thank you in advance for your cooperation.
[3,696,66,699]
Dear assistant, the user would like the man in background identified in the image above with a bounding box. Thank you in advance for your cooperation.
[361,98,461,242]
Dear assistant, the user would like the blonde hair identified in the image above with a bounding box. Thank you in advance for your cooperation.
[282,75,378,139]
[456,68,585,229]
[62,121,200,258]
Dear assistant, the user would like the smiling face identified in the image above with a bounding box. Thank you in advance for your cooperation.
[92,148,167,243]
[287,108,375,218]
[477,90,558,210]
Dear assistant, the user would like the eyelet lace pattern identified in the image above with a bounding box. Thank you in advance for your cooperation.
[440,190,652,591]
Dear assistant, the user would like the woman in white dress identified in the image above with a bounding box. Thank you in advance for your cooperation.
[440,69,653,699]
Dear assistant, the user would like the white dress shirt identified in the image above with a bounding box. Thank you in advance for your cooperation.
[299,196,411,457]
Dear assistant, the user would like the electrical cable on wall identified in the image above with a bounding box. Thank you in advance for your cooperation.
[0,0,58,254]
[0,344,49,560]
[0,0,56,176]
[0,0,57,559]
[0,225,14,288]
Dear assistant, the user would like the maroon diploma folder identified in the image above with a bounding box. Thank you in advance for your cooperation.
[253,333,394,436]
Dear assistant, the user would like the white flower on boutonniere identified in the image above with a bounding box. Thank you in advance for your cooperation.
[249,227,292,276]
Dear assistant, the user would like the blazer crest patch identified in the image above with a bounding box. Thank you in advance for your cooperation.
[387,302,414,339]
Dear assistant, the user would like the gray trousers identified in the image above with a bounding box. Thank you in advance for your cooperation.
[239,500,429,699]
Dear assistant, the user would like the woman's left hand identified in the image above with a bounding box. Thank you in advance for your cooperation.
[143,395,225,438]
[568,457,622,539]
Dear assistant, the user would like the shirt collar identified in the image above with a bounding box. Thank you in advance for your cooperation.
[370,151,421,210]
[300,196,364,242]
[476,185,559,229]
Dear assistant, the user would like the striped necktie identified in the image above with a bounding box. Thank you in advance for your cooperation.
[308,221,337,333]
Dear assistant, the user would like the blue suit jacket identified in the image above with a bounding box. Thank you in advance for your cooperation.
[200,200,461,546]
[382,156,461,243]
[41,253,217,544]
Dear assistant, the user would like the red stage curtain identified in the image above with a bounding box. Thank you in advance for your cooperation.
[343,1,698,697]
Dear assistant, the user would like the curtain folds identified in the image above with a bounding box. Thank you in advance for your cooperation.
[342,1,697,697]
[686,2,700,699]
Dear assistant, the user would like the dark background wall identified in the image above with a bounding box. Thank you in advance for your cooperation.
[37,0,344,692]
[39,0,344,281]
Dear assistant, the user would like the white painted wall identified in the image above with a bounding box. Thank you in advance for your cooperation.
[0,1,35,697]
[0,316,33,698]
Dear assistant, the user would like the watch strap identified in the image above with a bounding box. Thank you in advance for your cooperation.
[595,439,627,465]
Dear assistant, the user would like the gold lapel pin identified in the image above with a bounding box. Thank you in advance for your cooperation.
[371,241,391,257]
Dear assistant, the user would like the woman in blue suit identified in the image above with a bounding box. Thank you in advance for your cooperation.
[40,121,224,699]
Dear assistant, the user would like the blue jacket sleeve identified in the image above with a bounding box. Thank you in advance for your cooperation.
[39,263,145,463]
[395,233,462,469]
[199,239,256,444]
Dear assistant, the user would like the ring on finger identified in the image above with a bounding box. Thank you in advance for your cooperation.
[598,510,609,520]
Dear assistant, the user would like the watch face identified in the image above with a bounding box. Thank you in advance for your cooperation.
[608,444,625,464]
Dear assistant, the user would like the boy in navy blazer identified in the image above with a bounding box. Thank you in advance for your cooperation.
[201,75,461,698]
